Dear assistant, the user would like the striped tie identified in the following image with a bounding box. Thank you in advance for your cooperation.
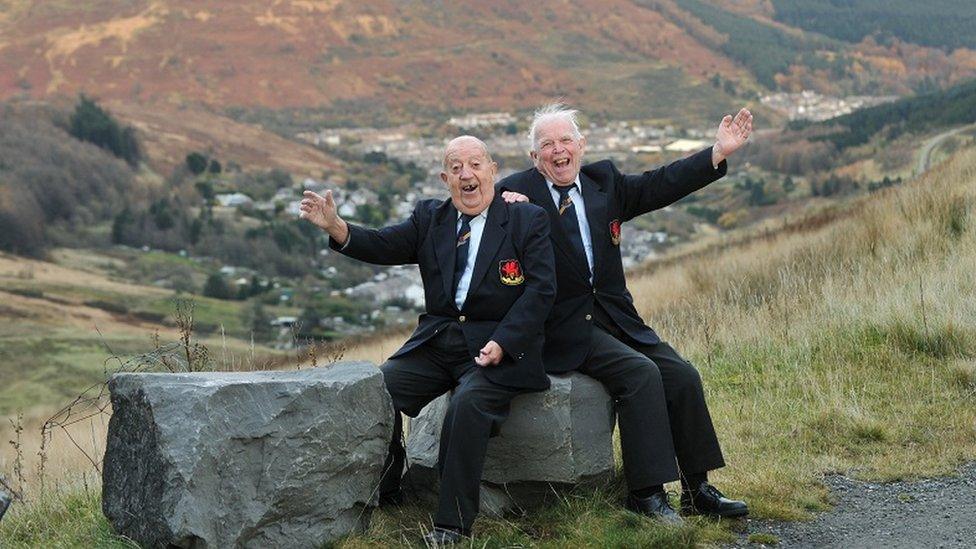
[453,213,473,296]
[554,184,588,272]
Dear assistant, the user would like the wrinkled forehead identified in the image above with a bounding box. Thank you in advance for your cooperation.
[443,141,490,167]
[536,118,578,141]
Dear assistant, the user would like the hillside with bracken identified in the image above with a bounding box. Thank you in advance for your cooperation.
[3,0,976,127]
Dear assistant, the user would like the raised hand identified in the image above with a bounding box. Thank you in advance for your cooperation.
[299,189,348,244]
[299,189,339,231]
[475,340,504,367]
[712,107,753,165]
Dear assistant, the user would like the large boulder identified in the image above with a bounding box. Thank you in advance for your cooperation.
[102,362,393,549]
[0,481,10,522]
[404,372,615,513]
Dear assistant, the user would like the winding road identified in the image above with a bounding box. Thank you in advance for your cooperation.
[914,123,976,176]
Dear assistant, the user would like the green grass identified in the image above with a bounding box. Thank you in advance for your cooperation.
[748,532,780,545]
[0,478,137,549]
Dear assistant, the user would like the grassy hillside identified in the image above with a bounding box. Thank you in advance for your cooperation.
[4,0,976,124]
[4,140,974,547]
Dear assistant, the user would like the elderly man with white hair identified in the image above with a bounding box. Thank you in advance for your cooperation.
[498,103,753,523]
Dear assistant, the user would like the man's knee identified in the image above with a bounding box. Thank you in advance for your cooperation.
[668,357,705,395]
[596,356,663,400]
[449,386,487,416]
[379,361,402,396]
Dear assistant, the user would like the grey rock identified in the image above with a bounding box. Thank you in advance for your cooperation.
[404,373,615,512]
[102,362,394,549]
[0,485,10,522]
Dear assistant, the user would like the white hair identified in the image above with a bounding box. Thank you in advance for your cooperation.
[528,103,583,151]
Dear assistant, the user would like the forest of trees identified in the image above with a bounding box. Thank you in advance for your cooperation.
[672,0,833,88]
[0,101,136,257]
[771,0,976,51]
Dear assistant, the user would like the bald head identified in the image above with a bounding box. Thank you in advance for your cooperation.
[443,135,493,170]
[440,135,497,216]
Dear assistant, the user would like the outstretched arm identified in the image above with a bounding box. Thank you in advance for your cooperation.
[614,107,754,221]
[301,189,424,265]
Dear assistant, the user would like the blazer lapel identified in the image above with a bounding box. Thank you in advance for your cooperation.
[465,195,508,305]
[431,201,458,304]
[525,171,591,280]
[580,172,607,274]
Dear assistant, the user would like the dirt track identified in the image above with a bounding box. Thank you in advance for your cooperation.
[733,463,976,548]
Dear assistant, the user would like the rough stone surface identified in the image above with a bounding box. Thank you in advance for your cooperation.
[102,362,394,549]
[0,485,10,522]
[404,373,615,512]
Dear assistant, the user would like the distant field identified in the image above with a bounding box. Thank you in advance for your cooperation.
[0,249,300,420]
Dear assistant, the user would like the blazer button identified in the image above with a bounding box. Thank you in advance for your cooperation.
[585,314,592,321]
[459,315,466,322]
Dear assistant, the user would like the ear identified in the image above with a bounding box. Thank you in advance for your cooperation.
[578,135,587,154]
[440,172,448,185]
[529,150,539,164]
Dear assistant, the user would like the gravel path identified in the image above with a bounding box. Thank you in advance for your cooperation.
[732,462,976,548]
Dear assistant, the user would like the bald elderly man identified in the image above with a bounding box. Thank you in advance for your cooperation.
[300,136,555,544]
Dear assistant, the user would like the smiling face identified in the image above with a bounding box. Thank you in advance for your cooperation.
[531,117,586,186]
[440,136,497,215]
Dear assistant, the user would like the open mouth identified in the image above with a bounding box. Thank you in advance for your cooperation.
[461,183,479,194]
[554,158,571,168]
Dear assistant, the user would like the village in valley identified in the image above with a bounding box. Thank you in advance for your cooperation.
[198,89,899,345]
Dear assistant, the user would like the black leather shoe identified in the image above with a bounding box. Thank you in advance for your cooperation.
[378,488,404,507]
[625,491,684,525]
[422,526,466,546]
[680,482,748,517]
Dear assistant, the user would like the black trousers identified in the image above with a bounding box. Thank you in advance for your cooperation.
[378,323,523,532]
[587,306,725,490]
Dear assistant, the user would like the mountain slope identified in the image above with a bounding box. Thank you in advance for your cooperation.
[3,1,976,123]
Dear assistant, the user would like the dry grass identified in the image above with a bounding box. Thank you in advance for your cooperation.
[626,148,976,518]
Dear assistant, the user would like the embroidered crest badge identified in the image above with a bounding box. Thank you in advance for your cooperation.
[609,219,622,246]
[499,259,525,285]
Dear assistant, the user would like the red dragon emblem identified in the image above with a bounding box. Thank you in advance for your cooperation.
[499,259,525,286]
[609,219,622,246]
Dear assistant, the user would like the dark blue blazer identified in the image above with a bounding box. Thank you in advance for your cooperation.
[497,147,726,372]
[330,194,556,391]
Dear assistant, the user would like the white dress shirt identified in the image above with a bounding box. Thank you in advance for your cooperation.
[547,177,594,280]
[455,205,489,309]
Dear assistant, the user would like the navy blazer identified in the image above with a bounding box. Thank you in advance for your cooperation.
[497,147,726,372]
[329,194,556,391]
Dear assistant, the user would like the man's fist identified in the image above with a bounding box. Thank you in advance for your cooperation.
[475,340,504,367]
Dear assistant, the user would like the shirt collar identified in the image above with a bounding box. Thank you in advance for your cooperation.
[547,175,582,193]
[456,203,490,221]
